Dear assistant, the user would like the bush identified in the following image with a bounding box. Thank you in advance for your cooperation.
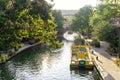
[68,30,73,34]
[92,39,100,47]
[106,46,117,56]
[115,58,120,68]
[0,54,10,63]
[74,36,85,45]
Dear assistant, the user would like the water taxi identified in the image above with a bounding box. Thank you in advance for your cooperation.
[70,45,94,68]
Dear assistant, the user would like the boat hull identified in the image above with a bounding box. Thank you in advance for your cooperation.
[70,60,94,69]
[70,45,94,69]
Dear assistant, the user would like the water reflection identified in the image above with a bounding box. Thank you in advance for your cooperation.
[71,69,94,80]
[0,40,102,80]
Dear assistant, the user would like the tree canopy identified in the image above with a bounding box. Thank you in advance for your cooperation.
[70,5,93,37]
[0,0,60,52]
[89,3,120,46]
[52,10,64,41]
[100,0,120,4]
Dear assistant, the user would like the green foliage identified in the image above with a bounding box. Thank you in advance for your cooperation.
[97,4,119,19]
[91,39,100,47]
[29,0,53,21]
[118,36,120,58]
[0,0,60,53]
[0,0,8,10]
[0,54,10,62]
[71,5,93,32]
[115,58,120,67]
[52,10,64,41]
[100,0,120,4]
[52,10,64,30]
[52,10,65,41]
[89,3,120,46]
[74,36,85,45]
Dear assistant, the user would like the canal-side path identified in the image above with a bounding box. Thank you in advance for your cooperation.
[89,40,120,80]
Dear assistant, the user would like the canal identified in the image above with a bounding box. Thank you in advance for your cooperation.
[0,40,102,80]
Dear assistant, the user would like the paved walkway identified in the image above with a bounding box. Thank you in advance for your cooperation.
[89,40,120,80]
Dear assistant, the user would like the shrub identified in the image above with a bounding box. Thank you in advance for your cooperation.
[92,39,100,47]
[115,58,120,68]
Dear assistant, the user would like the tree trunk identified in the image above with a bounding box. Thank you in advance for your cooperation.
[117,27,120,58]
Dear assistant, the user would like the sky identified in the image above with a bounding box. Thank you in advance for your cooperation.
[46,0,98,10]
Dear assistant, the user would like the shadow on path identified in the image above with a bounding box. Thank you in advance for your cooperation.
[92,41,116,60]
[97,59,103,64]
[105,74,115,80]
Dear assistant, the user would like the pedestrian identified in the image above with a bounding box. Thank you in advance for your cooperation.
[92,50,94,54]
[96,56,98,60]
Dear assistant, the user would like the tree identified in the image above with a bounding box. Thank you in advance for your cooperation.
[100,0,120,4]
[70,5,93,38]
[52,10,64,41]
[89,3,120,46]
[0,0,60,53]
[118,36,120,58]
[29,0,53,21]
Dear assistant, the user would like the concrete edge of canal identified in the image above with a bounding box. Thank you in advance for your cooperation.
[85,39,109,80]
[16,43,40,54]
[93,55,108,80]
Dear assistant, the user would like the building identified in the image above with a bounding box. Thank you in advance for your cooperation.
[61,10,78,29]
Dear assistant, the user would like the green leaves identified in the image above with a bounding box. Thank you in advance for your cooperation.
[71,6,93,32]
[0,0,61,52]
[70,6,93,38]
[90,3,120,47]
[52,10,64,41]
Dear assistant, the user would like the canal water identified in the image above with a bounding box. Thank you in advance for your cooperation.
[0,40,102,80]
